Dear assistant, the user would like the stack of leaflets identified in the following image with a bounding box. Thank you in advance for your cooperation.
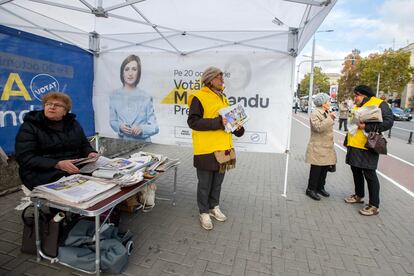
[155,158,180,172]
[99,158,135,170]
[89,157,147,187]
[128,154,154,170]
[95,171,144,187]
[82,157,134,177]
[131,151,167,171]
[75,153,178,187]
[218,103,249,133]
[30,174,120,209]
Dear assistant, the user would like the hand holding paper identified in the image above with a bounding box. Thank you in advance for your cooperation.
[218,104,249,133]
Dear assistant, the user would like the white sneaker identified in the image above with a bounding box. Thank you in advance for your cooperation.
[199,213,213,230]
[209,206,227,222]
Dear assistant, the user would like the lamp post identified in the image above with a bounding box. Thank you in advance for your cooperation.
[308,29,334,115]
[296,59,312,91]
[376,72,381,98]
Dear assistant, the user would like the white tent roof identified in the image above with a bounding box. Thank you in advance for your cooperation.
[0,0,336,56]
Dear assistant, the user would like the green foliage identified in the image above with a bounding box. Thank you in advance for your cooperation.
[338,49,362,101]
[299,67,330,97]
[359,49,413,95]
[338,48,414,99]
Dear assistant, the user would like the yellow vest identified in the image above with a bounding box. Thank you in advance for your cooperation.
[188,86,233,155]
[347,97,383,150]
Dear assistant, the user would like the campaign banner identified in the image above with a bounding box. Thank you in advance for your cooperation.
[0,25,94,155]
[94,52,293,153]
[330,84,338,99]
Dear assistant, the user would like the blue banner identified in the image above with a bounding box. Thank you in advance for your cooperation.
[0,25,94,155]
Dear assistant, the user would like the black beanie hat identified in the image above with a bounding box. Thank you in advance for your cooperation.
[354,85,374,97]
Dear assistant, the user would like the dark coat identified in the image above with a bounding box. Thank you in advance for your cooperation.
[187,97,244,171]
[345,98,394,169]
[15,110,95,190]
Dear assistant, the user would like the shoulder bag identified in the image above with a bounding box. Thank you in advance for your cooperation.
[21,205,60,257]
[365,126,387,155]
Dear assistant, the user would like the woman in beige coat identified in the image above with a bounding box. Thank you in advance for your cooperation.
[305,93,337,200]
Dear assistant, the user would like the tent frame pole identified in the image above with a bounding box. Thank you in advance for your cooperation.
[1,4,94,53]
[282,56,297,198]
[129,4,182,55]
[282,28,298,197]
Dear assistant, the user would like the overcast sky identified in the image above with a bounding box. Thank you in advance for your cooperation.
[297,0,414,81]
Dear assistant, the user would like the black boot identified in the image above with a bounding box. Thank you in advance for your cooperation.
[306,189,321,201]
[318,188,330,197]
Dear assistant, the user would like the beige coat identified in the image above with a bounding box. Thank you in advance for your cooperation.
[305,107,337,165]
[338,102,349,119]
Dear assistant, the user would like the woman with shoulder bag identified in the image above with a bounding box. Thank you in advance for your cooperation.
[187,66,244,230]
[305,93,337,201]
[344,85,393,216]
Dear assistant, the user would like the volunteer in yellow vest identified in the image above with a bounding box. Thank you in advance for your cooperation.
[344,85,393,216]
[187,66,245,230]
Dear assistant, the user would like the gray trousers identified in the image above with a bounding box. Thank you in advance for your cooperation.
[196,169,225,214]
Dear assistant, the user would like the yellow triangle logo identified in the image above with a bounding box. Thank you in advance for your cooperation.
[160,79,201,105]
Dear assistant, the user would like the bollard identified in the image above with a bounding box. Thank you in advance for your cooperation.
[388,128,391,138]
[409,132,413,144]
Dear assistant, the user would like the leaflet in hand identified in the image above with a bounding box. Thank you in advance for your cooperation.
[73,154,100,166]
[219,103,249,133]
[79,156,111,174]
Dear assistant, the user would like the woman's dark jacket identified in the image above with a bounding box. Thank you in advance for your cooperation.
[345,97,393,169]
[187,97,244,171]
[15,110,95,190]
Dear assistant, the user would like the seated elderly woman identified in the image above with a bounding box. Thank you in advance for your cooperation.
[15,92,97,191]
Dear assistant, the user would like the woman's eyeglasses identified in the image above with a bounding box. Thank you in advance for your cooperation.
[45,102,66,109]
[214,75,224,81]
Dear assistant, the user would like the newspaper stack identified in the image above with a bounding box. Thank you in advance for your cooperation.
[131,151,166,171]
[131,151,180,172]
[155,158,180,172]
[30,174,121,209]
[85,157,150,187]
[96,171,144,187]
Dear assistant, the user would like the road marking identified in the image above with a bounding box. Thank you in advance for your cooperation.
[293,116,414,198]
[377,171,414,198]
[392,126,412,132]
[387,153,414,167]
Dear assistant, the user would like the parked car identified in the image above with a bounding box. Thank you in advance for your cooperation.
[299,95,316,112]
[391,107,412,121]
[299,96,309,112]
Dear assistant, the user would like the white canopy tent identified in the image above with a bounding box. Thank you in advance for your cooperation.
[0,0,337,196]
[0,0,335,56]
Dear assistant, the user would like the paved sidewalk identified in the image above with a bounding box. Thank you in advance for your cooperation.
[0,119,413,275]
